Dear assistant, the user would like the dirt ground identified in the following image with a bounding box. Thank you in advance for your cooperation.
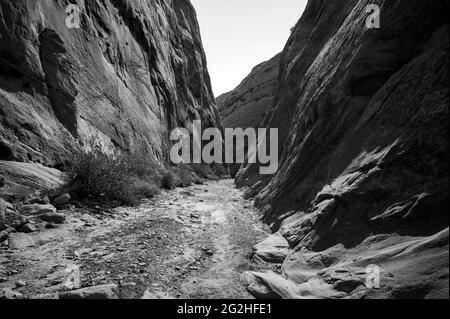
[0,179,278,299]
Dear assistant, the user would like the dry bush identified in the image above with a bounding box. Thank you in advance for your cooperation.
[64,145,228,206]
[161,171,177,190]
[65,147,162,206]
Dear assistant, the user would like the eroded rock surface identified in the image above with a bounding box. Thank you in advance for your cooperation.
[235,0,449,299]
[0,0,221,169]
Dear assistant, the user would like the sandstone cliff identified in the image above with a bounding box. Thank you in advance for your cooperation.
[236,0,449,299]
[217,54,280,176]
[0,0,221,172]
[217,53,280,130]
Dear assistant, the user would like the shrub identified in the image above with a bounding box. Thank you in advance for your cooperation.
[125,153,167,185]
[172,165,195,187]
[190,164,216,179]
[132,179,160,199]
[65,148,138,205]
[161,171,176,190]
[63,144,230,207]
[211,164,230,177]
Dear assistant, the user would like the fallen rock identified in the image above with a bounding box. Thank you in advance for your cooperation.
[57,204,75,211]
[8,233,36,250]
[0,227,15,243]
[39,213,66,224]
[17,223,36,234]
[253,232,289,263]
[0,288,23,299]
[59,284,119,299]
[45,222,58,229]
[0,162,63,199]
[21,204,56,216]
[80,214,97,225]
[4,209,28,230]
[27,196,50,205]
[53,193,70,206]
[241,272,280,299]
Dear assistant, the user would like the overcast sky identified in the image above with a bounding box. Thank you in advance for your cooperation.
[191,0,307,97]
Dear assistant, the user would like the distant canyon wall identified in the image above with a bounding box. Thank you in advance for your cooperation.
[217,54,280,176]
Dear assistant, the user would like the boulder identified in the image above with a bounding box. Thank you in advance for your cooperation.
[56,204,76,211]
[0,288,23,299]
[39,213,66,224]
[53,193,70,206]
[0,227,15,243]
[253,232,289,263]
[17,223,36,234]
[20,204,56,216]
[45,222,58,229]
[8,233,36,250]
[27,196,50,205]
[59,284,119,299]
[241,272,280,299]
[0,162,63,199]
[4,210,28,230]
[1,199,28,230]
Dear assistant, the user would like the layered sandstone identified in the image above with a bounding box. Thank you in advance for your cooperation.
[0,0,221,171]
[236,0,449,299]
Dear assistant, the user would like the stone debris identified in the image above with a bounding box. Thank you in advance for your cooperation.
[59,284,119,299]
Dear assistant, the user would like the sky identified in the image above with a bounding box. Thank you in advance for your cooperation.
[191,0,308,97]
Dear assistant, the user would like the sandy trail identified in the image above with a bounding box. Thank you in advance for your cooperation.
[0,179,273,299]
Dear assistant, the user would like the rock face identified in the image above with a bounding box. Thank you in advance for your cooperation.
[217,54,280,130]
[0,161,63,199]
[236,0,449,299]
[217,54,280,176]
[0,0,221,169]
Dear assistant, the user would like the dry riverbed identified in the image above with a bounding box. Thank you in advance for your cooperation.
[0,179,277,299]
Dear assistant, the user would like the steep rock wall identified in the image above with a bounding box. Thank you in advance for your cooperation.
[217,53,280,130]
[0,0,221,169]
[236,0,449,298]
[217,53,280,176]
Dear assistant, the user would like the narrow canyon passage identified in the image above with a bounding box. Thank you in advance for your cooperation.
[0,180,274,299]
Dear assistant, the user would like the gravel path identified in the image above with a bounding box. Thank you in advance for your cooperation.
[0,180,273,299]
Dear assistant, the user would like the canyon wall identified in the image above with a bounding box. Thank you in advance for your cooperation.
[235,0,449,298]
[0,0,221,171]
[217,53,280,130]
[217,54,280,176]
